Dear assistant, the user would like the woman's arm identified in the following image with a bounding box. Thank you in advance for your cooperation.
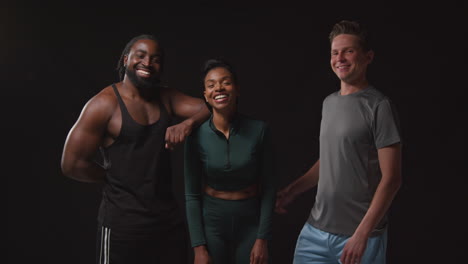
[251,124,276,264]
[184,132,210,263]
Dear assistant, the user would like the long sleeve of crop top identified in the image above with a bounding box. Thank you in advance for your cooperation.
[256,124,276,240]
[184,115,277,247]
[184,131,206,247]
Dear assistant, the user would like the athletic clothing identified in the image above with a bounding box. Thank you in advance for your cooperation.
[184,113,276,251]
[293,223,387,264]
[96,84,187,263]
[96,222,187,264]
[201,195,261,264]
[308,86,401,237]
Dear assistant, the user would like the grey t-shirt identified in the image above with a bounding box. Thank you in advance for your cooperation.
[307,86,401,236]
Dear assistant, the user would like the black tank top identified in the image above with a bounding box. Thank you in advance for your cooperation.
[97,84,180,230]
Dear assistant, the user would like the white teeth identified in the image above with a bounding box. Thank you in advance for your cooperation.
[137,70,150,75]
[214,94,227,100]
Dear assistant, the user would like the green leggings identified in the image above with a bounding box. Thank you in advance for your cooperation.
[202,194,266,264]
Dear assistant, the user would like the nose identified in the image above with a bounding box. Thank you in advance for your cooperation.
[141,56,150,66]
[214,83,225,91]
[337,52,346,62]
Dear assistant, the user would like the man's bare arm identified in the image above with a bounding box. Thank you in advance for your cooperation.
[164,88,210,149]
[61,94,114,183]
[340,143,402,264]
[275,160,320,214]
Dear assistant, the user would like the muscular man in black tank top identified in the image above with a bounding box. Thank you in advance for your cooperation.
[61,34,210,264]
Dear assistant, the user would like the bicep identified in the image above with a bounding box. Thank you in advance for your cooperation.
[169,88,206,118]
[62,99,110,166]
[377,143,402,182]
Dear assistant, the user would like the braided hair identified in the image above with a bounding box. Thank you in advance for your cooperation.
[115,34,163,81]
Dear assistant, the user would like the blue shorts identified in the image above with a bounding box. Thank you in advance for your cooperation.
[293,223,387,264]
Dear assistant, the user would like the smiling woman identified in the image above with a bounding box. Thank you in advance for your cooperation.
[184,58,278,264]
[203,62,239,122]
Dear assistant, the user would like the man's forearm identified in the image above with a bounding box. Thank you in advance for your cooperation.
[355,144,402,237]
[287,160,320,198]
[62,159,106,183]
[354,176,401,237]
[183,105,210,128]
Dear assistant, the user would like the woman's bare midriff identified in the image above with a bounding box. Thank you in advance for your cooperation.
[204,184,258,200]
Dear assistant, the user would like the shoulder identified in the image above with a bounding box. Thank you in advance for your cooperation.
[189,116,211,140]
[363,86,390,103]
[238,113,267,128]
[155,85,173,112]
[160,85,191,100]
[358,86,395,112]
[71,84,118,128]
[160,85,204,116]
[323,90,340,104]
[82,85,118,116]
[237,114,271,140]
[366,86,388,102]
[197,117,211,133]
[159,85,174,97]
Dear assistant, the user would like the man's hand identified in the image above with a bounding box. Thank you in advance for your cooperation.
[340,234,368,264]
[275,160,320,214]
[165,119,193,150]
[250,239,268,264]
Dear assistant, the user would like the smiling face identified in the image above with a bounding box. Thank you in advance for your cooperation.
[330,34,373,85]
[203,67,239,113]
[124,39,162,89]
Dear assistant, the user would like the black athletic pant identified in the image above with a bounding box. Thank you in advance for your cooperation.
[96,222,188,264]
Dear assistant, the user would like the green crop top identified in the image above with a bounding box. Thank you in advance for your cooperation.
[184,113,276,247]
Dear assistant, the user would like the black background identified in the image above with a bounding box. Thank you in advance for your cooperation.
[5,1,467,264]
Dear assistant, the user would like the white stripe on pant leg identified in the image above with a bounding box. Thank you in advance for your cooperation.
[99,226,104,264]
[107,228,111,264]
[104,227,109,264]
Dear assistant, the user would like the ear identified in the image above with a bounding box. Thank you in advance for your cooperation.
[123,55,129,67]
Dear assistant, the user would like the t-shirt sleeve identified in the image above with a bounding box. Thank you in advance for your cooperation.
[257,123,277,240]
[184,132,206,247]
[373,99,402,149]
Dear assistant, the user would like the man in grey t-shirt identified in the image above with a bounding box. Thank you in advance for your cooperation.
[276,20,402,264]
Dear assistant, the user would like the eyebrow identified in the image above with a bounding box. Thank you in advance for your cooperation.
[332,46,358,51]
[134,49,161,57]
[205,76,232,83]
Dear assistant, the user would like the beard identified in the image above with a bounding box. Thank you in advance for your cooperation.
[125,67,161,92]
